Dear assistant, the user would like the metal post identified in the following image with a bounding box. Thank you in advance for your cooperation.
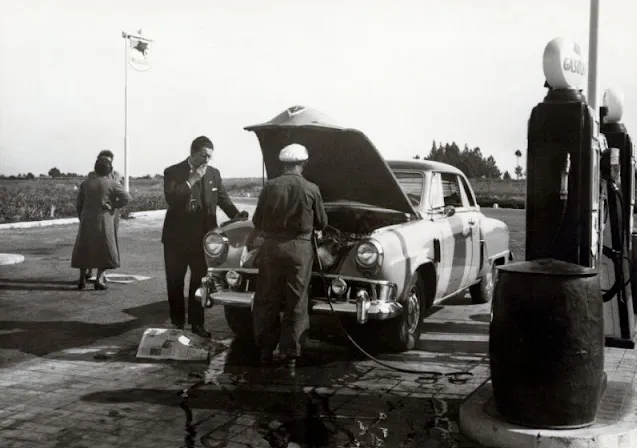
[120,30,152,193]
[123,32,130,193]
[588,0,600,118]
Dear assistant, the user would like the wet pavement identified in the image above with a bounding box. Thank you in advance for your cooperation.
[0,208,518,447]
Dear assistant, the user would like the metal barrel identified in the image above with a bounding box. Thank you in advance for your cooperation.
[489,258,605,429]
[631,231,637,314]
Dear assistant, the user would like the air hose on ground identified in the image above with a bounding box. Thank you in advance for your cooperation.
[311,234,478,384]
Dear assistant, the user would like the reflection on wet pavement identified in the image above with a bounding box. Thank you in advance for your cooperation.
[159,335,482,448]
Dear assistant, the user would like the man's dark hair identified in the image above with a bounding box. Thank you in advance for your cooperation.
[94,157,113,176]
[191,136,214,154]
[98,150,115,160]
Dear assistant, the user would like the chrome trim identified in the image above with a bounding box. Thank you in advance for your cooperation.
[206,290,403,322]
[210,291,253,307]
[208,267,258,275]
[356,290,370,323]
[312,299,402,322]
[206,268,395,288]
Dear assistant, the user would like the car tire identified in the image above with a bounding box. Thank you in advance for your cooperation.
[470,261,497,305]
[383,272,427,353]
[223,306,254,341]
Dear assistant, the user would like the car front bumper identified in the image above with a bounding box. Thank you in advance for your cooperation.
[196,269,401,324]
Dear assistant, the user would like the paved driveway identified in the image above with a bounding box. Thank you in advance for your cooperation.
[0,203,510,447]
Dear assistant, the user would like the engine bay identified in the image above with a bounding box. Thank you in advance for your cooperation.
[315,206,409,271]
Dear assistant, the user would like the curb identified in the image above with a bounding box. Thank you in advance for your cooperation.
[459,380,637,448]
[0,253,25,265]
[0,197,255,230]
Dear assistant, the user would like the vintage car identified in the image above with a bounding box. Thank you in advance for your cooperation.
[195,105,512,352]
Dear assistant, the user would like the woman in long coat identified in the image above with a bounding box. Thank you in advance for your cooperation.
[71,158,132,290]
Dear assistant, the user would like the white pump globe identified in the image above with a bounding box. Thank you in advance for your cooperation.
[542,37,587,90]
[603,88,624,123]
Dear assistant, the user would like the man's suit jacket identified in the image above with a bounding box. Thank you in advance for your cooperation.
[161,160,239,250]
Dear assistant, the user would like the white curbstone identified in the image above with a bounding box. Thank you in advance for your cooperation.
[0,253,25,265]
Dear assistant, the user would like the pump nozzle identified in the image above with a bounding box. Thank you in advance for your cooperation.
[560,153,571,201]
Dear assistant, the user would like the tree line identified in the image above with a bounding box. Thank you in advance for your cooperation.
[414,141,524,180]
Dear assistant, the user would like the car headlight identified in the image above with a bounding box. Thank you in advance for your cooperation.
[355,239,384,270]
[225,270,242,288]
[203,231,229,265]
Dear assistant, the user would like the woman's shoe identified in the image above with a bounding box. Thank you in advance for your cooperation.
[78,282,86,290]
[94,282,108,290]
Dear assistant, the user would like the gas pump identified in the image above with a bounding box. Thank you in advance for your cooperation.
[600,88,637,348]
[526,37,604,269]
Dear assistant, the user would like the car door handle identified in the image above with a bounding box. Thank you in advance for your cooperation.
[468,219,476,226]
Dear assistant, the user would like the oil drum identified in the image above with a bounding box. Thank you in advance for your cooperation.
[489,258,605,429]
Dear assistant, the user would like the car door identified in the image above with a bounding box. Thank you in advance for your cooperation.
[458,175,481,286]
[428,172,453,299]
[439,172,474,294]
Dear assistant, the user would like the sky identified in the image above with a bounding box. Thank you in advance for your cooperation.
[0,0,636,179]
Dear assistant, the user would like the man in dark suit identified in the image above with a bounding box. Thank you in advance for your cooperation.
[162,136,247,337]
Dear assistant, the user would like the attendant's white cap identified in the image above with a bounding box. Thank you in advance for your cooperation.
[278,144,309,163]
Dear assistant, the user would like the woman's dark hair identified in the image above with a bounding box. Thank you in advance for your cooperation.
[191,136,213,154]
[98,149,114,160]
[94,157,113,176]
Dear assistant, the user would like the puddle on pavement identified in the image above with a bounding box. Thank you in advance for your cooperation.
[167,336,471,448]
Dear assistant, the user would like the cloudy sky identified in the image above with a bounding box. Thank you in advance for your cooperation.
[0,0,635,178]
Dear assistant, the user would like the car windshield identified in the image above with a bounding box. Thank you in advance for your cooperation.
[392,171,424,206]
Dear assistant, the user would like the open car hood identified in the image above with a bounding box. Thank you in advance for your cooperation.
[244,106,416,215]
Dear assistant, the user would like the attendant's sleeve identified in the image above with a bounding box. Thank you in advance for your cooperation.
[313,186,328,231]
[252,186,267,231]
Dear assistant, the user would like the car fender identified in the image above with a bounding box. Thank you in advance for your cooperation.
[478,215,511,275]
[335,219,441,300]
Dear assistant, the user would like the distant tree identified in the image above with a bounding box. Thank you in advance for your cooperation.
[503,170,512,180]
[25,172,35,180]
[514,149,523,180]
[48,167,62,178]
[424,141,503,179]
[413,154,421,160]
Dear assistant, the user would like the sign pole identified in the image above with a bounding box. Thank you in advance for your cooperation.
[588,0,600,117]
[122,32,130,193]
[121,30,152,193]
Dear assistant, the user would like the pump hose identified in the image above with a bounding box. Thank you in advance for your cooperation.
[311,234,477,384]
[601,185,635,302]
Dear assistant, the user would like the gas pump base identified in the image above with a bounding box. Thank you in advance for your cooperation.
[605,336,636,350]
[460,348,637,448]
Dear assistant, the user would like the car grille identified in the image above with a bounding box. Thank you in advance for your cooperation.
[210,270,395,304]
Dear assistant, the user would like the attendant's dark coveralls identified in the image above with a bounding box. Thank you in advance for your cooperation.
[252,172,328,358]
[162,160,239,328]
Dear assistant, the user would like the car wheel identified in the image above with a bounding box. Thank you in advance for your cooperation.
[223,306,254,341]
[384,273,426,353]
[470,262,497,305]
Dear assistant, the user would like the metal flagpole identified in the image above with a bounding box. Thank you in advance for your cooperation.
[121,30,153,193]
[588,0,600,118]
[122,32,130,193]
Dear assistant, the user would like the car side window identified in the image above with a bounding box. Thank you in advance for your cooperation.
[441,173,464,208]
[429,172,445,210]
[460,176,477,207]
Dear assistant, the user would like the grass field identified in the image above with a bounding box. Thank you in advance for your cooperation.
[0,177,526,223]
